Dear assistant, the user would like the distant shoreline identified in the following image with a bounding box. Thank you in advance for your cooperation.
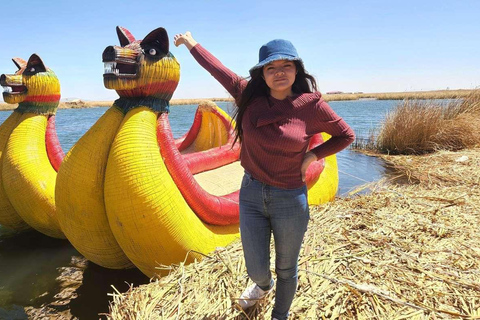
[0,98,236,111]
[0,89,475,111]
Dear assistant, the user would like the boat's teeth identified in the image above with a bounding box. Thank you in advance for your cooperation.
[104,62,119,74]
[2,86,12,93]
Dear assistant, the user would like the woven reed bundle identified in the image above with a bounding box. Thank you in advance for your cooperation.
[106,148,480,319]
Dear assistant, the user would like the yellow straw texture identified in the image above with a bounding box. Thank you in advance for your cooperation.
[193,109,229,152]
[104,107,239,278]
[0,111,30,230]
[2,113,64,238]
[23,71,61,97]
[307,133,339,205]
[55,106,132,268]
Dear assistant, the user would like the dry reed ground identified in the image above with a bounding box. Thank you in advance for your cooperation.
[106,148,480,320]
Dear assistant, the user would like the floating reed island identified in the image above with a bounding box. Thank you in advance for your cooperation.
[106,91,480,319]
[106,148,480,319]
[0,89,476,111]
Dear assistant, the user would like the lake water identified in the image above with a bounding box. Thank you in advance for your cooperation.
[0,99,401,319]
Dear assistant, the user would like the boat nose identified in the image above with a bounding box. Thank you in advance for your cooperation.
[102,46,116,62]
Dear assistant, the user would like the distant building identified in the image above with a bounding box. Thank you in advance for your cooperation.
[326,91,343,94]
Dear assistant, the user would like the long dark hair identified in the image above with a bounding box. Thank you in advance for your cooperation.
[232,61,318,144]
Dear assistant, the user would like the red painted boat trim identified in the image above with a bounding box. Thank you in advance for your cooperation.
[176,108,202,152]
[181,107,240,174]
[174,133,187,150]
[45,115,64,172]
[24,94,61,103]
[157,113,239,225]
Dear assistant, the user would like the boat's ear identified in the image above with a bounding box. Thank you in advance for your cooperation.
[25,54,47,73]
[12,58,27,70]
[141,27,169,55]
[116,26,136,47]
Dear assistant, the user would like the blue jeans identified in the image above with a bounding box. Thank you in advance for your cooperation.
[239,172,310,320]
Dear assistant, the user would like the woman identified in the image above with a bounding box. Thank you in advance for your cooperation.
[174,32,355,320]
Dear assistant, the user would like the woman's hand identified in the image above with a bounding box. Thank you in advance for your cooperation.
[301,151,318,182]
[173,31,198,51]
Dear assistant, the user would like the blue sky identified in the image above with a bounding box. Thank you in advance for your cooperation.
[1,0,479,101]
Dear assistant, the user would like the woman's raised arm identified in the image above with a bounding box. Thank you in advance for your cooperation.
[174,31,246,99]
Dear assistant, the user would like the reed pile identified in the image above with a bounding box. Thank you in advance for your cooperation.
[106,148,480,319]
[353,90,480,154]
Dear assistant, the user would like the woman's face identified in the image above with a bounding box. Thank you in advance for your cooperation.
[262,60,297,97]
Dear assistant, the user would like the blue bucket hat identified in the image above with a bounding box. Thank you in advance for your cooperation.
[249,39,303,75]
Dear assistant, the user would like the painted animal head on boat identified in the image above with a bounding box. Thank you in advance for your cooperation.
[1,54,60,111]
[102,26,180,101]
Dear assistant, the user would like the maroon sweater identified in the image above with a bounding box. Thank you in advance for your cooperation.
[190,44,355,189]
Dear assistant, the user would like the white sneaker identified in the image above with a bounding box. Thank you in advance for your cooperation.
[238,281,274,309]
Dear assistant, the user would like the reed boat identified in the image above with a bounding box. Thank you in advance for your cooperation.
[0,54,65,238]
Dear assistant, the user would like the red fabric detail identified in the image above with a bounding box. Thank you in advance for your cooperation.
[157,113,239,226]
[24,94,61,103]
[45,115,64,172]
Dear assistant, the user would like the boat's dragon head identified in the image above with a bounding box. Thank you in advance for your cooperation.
[1,54,60,113]
[102,26,180,102]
